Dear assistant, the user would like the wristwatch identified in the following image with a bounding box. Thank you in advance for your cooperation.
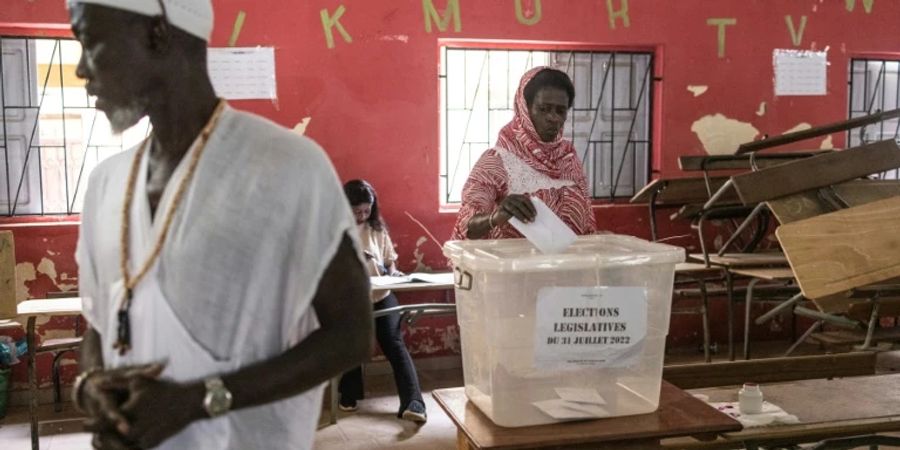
[203,377,233,418]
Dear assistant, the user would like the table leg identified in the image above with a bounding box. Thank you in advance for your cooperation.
[649,189,660,242]
[698,279,711,363]
[785,320,823,357]
[27,316,39,450]
[329,375,339,425]
[726,271,735,361]
[855,301,880,351]
[743,278,760,360]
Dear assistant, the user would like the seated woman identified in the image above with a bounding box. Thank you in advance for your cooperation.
[452,67,596,240]
[338,180,427,423]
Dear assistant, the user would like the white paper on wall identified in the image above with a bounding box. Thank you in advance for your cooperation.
[208,47,277,100]
[773,48,827,96]
[533,286,647,369]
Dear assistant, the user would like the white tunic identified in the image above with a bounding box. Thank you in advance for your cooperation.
[76,105,359,449]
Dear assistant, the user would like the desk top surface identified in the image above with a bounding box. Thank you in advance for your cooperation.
[17,297,82,316]
[684,373,900,445]
[433,382,741,449]
[675,262,725,274]
[729,267,796,281]
[385,281,455,292]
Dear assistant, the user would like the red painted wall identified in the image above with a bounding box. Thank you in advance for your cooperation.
[2,0,899,390]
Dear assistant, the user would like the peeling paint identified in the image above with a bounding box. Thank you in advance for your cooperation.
[820,135,834,149]
[784,122,812,134]
[412,236,434,272]
[686,85,708,97]
[379,34,410,43]
[292,117,312,135]
[46,250,58,256]
[37,257,58,280]
[691,113,759,155]
[439,325,461,352]
[15,262,36,301]
[407,325,459,354]
[756,101,766,117]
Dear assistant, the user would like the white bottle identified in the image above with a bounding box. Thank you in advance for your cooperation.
[738,383,763,414]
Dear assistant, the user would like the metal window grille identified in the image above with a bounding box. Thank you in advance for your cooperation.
[439,47,653,204]
[848,58,900,179]
[0,36,149,216]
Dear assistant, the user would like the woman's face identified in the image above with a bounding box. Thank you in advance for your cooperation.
[528,87,570,142]
[352,203,372,224]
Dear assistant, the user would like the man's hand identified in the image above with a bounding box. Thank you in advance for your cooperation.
[495,194,537,225]
[81,364,164,436]
[101,375,204,449]
[91,432,136,450]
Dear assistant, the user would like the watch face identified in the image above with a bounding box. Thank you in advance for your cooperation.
[205,384,233,417]
[210,392,226,410]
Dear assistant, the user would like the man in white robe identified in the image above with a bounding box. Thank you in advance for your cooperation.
[69,1,373,449]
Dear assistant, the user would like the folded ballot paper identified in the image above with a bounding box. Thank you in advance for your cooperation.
[370,272,455,287]
[509,197,578,254]
[533,387,610,420]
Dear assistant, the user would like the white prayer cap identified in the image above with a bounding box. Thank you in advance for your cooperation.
[66,0,214,42]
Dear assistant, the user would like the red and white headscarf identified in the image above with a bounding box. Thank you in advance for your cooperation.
[495,66,577,179]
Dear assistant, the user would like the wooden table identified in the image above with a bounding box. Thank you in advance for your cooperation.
[16,297,84,450]
[664,373,900,449]
[433,382,741,449]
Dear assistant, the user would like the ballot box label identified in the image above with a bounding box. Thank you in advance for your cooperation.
[534,286,647,369]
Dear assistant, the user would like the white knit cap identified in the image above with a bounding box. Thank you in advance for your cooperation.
[67,0,214,42]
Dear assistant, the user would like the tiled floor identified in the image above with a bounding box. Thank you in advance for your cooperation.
[1,341,897,449]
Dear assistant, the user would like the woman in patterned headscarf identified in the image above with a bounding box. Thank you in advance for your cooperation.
[452,67,596,240]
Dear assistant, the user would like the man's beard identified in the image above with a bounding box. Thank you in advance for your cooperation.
[105,99,148,135]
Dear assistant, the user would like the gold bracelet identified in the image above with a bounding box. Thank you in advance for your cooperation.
[72,367,102,414]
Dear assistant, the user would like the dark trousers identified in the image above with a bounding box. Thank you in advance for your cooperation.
[338,293,424,415]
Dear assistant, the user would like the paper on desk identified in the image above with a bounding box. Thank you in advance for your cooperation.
[407,272,454,284]
[554,387,607,406]
[509,197,577,254]
[533,399,610,420]
[370,276,412,287]
[370,272,455,287]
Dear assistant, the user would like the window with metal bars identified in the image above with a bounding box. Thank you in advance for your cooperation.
[439,47,653,204]
[0,36,149,216]
[848,58,900,179]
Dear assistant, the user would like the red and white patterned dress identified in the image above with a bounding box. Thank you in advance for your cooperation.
[452,66,596,240]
